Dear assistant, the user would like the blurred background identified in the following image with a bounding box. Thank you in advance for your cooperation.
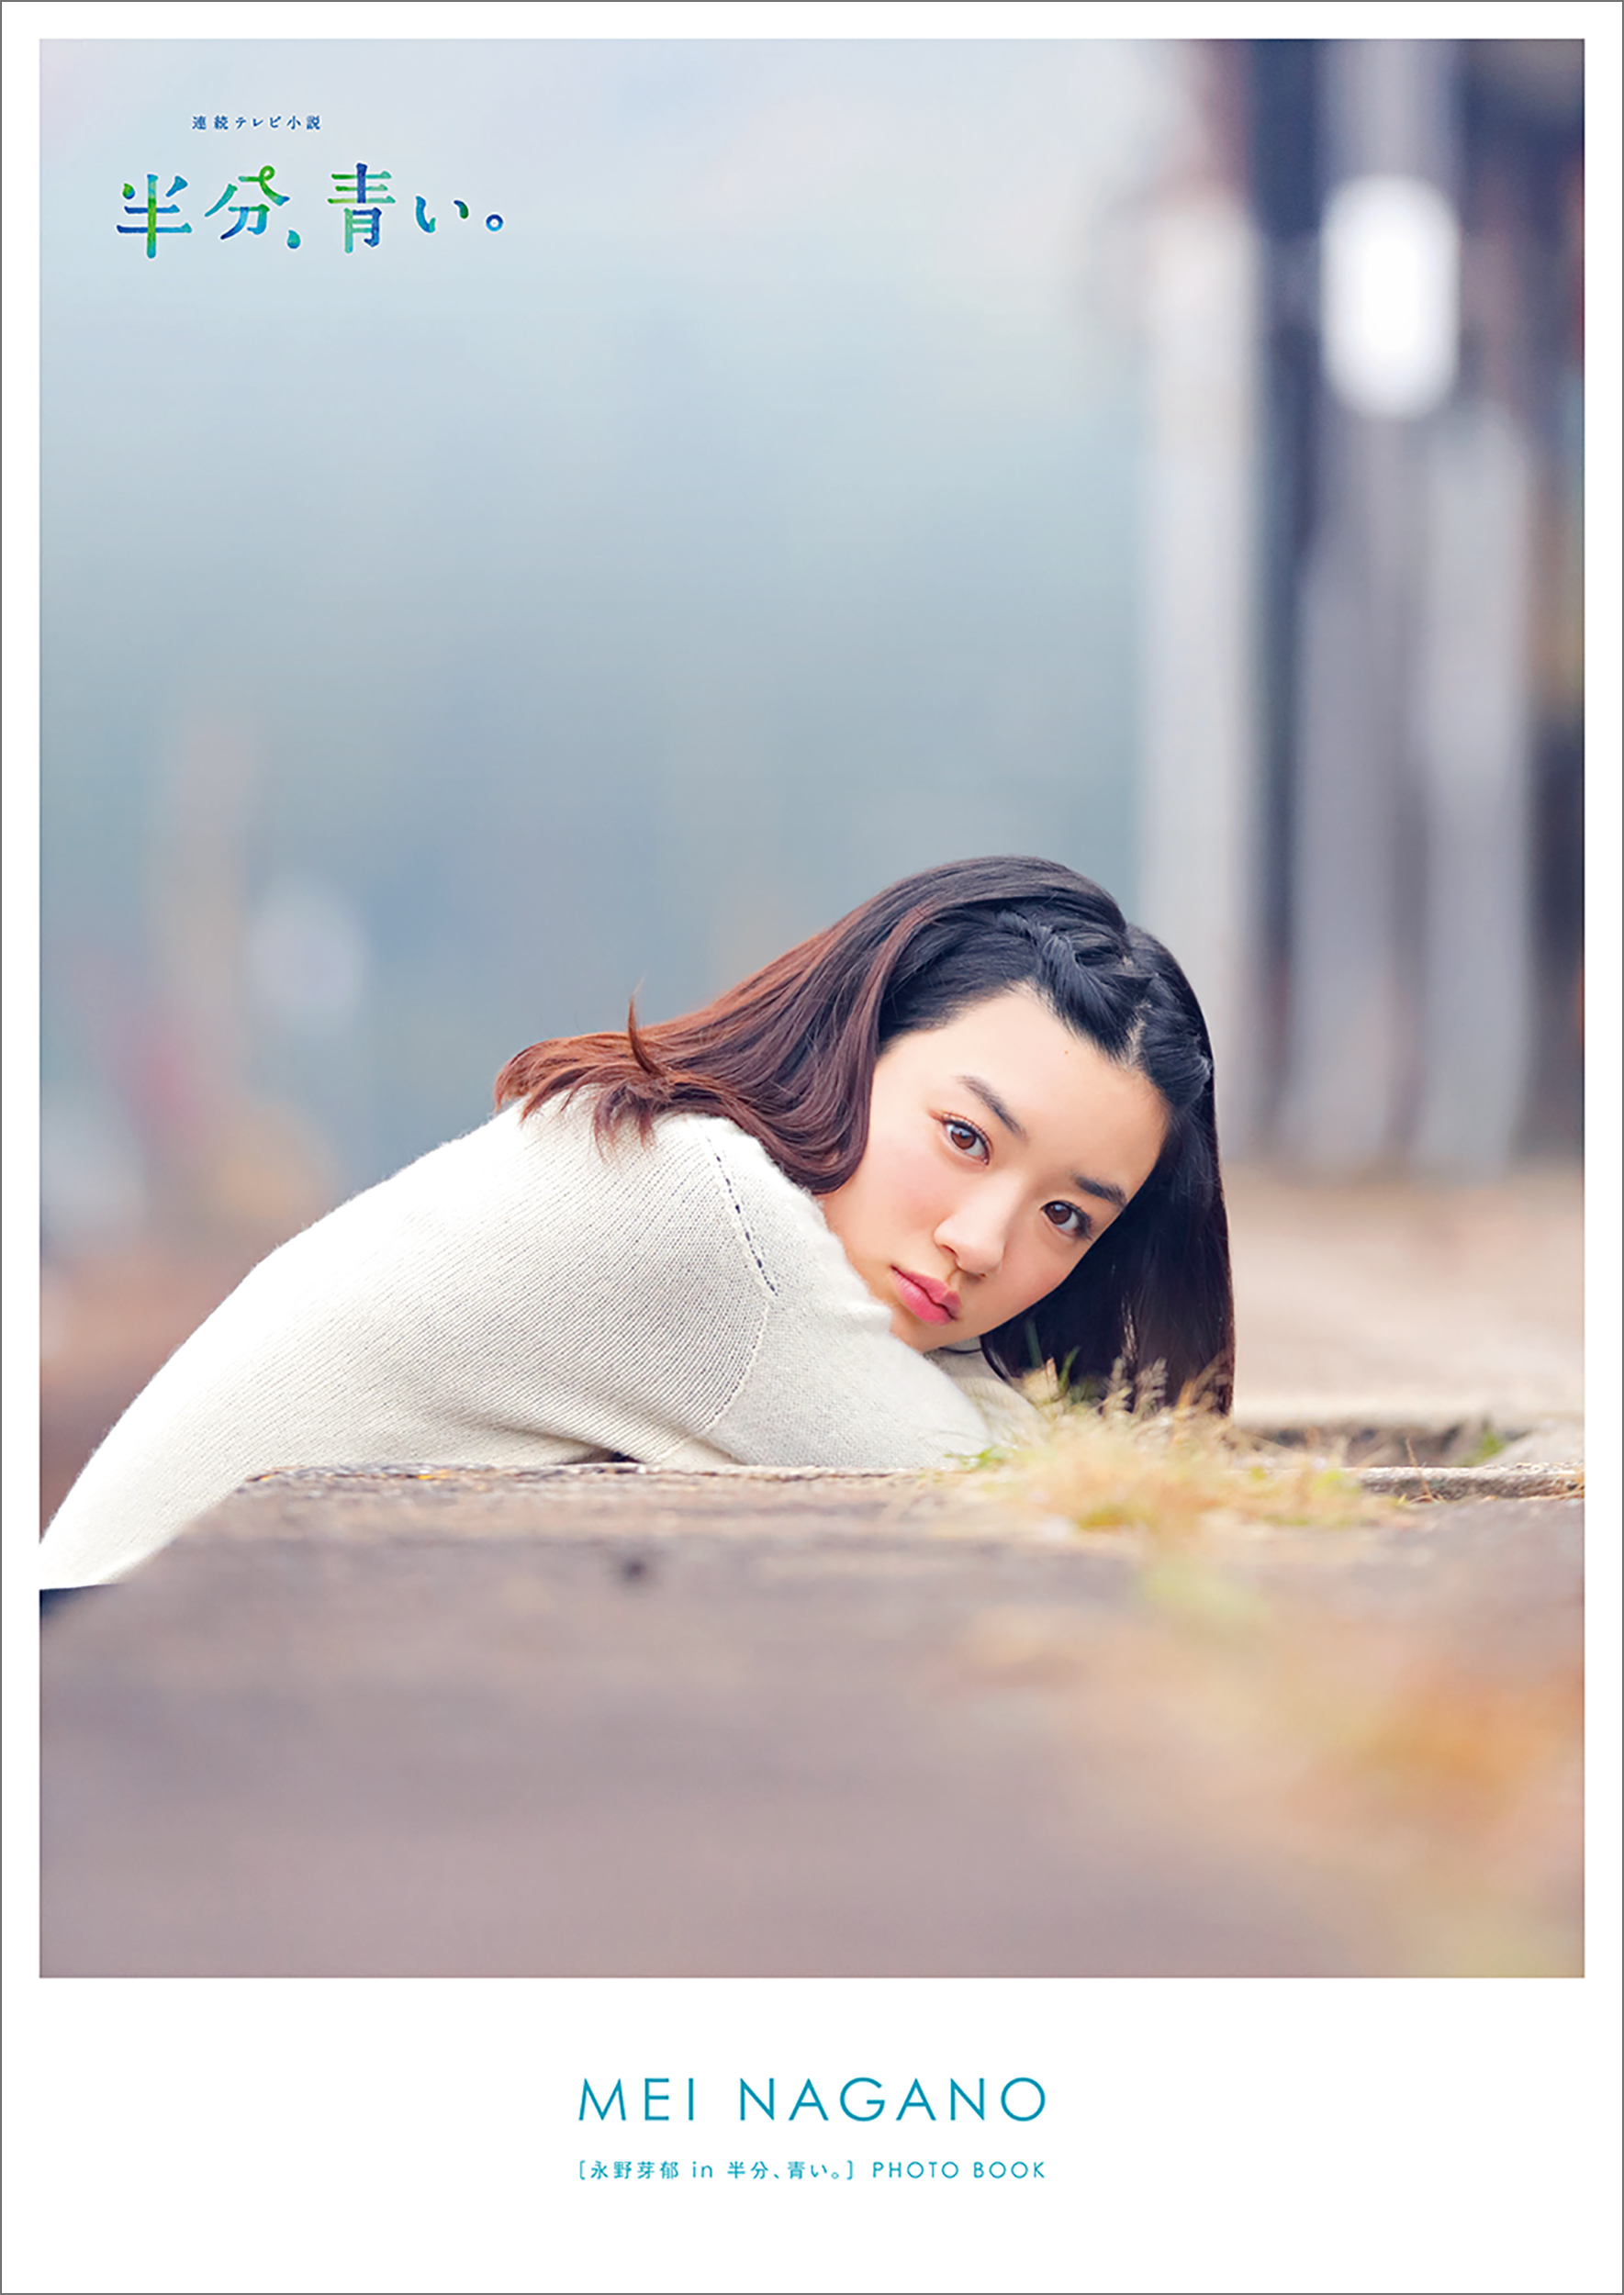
[39,36,1585,1517]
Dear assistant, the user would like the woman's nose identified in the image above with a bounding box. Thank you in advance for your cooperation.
[935,1195,1013,1278]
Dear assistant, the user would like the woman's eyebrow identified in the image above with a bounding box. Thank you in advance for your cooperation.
[957,1072,1127,1208]
[958,1073,1026,1139]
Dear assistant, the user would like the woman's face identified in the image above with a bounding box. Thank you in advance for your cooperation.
[818,986,1168,1351]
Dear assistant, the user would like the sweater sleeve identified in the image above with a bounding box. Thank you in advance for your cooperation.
[413,1107,1014,1472]
[38,1104,1020,1587]
[679,1119,1025,1471]
[925,1343,1047,1450]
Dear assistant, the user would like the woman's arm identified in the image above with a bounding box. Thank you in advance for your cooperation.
[38,1103,1014,1587]
[672,1116,1026,1470]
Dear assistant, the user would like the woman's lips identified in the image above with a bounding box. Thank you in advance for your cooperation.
[892,1268,960,1326]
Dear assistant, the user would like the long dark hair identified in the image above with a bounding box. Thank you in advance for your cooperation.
[495,857,1235,1410]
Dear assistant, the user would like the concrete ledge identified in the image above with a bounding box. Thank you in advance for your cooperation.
[208,1454,1586,1530]
[42,1474,1581,1977]
[1356,1463,1583,1501]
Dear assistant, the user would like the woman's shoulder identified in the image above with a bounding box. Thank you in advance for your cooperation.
[252,1102,822,1278]
[506,1099,863,1309]
[383,1098,853,1326]
[663,1110,846,1237]
[501,1097,807,1211]
[663,1114,902,1326]
[661,1108,812,1206]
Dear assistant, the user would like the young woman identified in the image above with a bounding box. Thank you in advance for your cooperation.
[39,856,1233,1587]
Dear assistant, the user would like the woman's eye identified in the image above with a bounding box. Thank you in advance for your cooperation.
[1044,1201,1091,1241]
[943,1117,989,1160]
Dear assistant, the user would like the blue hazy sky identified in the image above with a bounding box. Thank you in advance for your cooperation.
[42,36,1176,1189]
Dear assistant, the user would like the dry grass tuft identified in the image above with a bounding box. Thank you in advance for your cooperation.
[959,1377,1388,1539]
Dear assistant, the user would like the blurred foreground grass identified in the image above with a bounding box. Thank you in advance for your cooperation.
[946,1394,1582,1976]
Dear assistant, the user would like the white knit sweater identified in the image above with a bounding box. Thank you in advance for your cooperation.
[39,1101,1041,1586]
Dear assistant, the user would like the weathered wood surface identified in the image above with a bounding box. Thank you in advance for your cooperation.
[41,1469,1582,1978]
[1355,1463,1581,1499]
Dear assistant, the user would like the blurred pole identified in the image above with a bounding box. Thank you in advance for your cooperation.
[143,713,259,1226]
[1411,398,1534,1170]
[1245,41,1320,1150]
[1279,39,1458,1171]
[1138,46,1265,1156]
[141,715,335,1240]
